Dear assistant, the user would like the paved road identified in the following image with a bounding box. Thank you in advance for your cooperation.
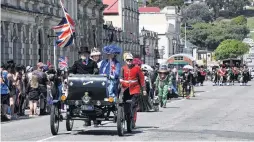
[2,81,254,141]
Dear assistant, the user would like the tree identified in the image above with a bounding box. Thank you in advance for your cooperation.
[214,39,250,60]
[147,0,184,8]
[206,0,250,18]
[185,22,211,49]
[231,15,247,25]
[185,21,249,50]
[182,3,214,24]
[206,0,225,18]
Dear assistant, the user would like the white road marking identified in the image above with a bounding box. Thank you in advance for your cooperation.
[36,136,56,142]
[169,98,185,104]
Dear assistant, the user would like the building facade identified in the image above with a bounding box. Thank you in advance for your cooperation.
[102,0,140,56]
[139,6,181,64]
[184,0,206,5]
[1,0,105,66]
[139,27,159,66]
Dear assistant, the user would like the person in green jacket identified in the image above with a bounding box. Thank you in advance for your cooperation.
[226,65,234,85]
[155,64,172,108]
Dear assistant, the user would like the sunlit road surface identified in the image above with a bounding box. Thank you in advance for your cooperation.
[1,81,254,141]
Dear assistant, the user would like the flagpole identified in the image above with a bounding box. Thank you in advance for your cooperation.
[54,39,57,70]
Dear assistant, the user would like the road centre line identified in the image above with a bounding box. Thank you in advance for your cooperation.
[36,136,56,142]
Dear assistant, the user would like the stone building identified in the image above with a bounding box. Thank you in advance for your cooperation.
[102,20,124,61]
[1,0,105,66]
[139,27,159,66]
[102,0,140,57]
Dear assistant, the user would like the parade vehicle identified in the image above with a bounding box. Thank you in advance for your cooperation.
[50,74,135,136]
[222,58,242,67]
[167,54,196,76]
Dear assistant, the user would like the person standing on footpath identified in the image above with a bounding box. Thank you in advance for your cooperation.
[26,75,40,116]
[32,62,48,115]
[6,60,19,120]
[1,64,10,121]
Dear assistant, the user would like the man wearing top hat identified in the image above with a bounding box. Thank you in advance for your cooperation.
[70,47,98,74]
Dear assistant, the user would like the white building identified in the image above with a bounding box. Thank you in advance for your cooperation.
[184,0,206,5]
[102,0,140,56]
[139,6,181,64]
[1,0,105,66]
[243,38,254,68]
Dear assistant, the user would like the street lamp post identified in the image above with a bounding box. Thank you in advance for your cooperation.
[172,38,176,55]
[141,27,147,64]
[90,19,97,47]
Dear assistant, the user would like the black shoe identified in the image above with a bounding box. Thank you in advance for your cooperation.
[18,112,25,116]
[93,120,101,127]
[1,115,10,121]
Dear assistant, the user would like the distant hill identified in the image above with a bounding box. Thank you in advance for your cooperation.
[138,0,184,8]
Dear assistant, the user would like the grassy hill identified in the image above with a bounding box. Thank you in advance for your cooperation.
[246,7,254,40]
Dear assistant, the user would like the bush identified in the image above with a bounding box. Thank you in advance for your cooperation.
[214,39,250,60]
[231,15,247,25]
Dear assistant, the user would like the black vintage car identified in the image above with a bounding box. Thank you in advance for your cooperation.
[50,74,135,136]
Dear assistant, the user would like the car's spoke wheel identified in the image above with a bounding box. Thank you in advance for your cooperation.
[50,105,59,135]
[117,106,125,136]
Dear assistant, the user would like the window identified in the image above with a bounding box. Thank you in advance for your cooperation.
[174,56,183,60]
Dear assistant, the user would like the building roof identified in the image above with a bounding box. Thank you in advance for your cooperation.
[139,7,160,13]
[103,0,119,14]
[168,53,196,61]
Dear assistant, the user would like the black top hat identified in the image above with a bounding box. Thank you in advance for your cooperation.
[78,47,90,54]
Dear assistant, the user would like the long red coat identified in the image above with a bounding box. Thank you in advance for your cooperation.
[218,68,226,76]
[121,65,145,95]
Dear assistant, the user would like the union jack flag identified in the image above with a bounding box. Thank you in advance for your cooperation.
[58,56,68,69]
[60,0,75,32]
[52,0,75,48]
[110,63,116,75]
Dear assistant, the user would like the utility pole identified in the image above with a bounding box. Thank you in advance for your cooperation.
[185,22,187,48]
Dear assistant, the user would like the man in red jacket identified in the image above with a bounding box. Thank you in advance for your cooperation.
[120,53,146,128]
